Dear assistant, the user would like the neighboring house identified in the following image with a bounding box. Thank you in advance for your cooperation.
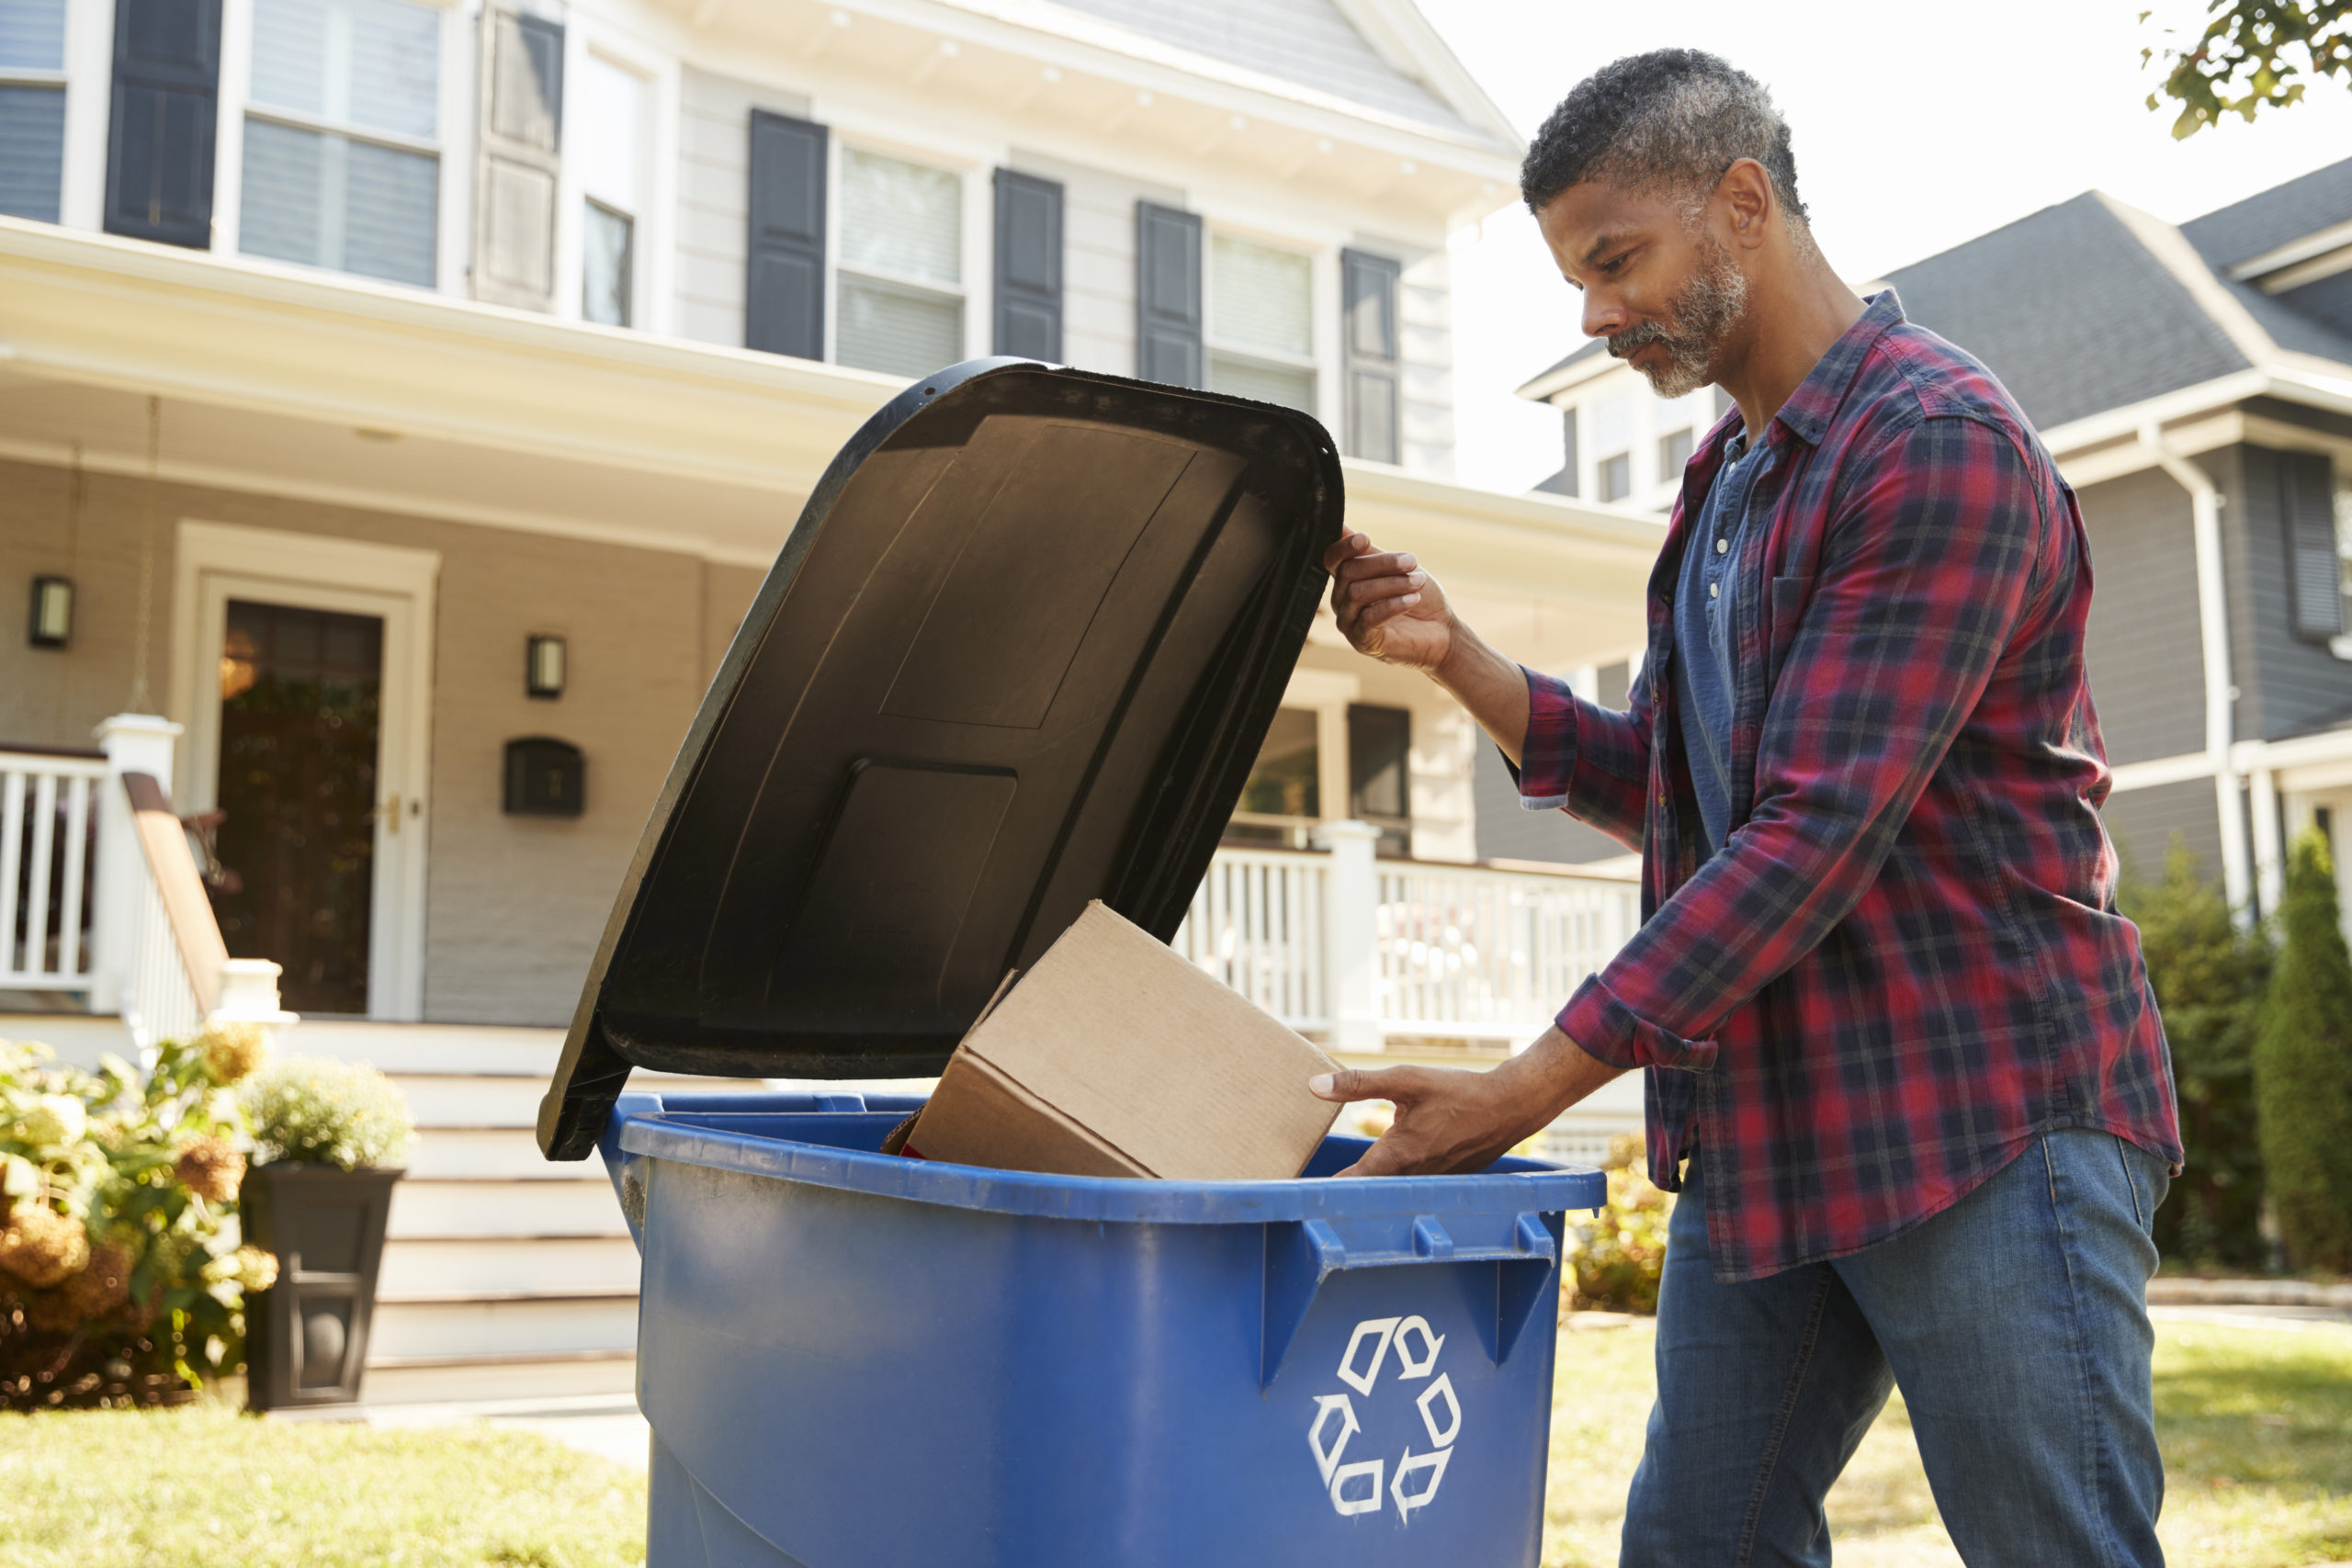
[0,0,1658,1397]
[1514,156,2352,921]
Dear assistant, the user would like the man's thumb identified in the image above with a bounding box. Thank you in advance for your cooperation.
[1309,1067,1398,1103]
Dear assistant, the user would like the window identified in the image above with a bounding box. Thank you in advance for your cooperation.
[241,0,438,287]
[1348,705,1411,858]
[1599,453,1632,502]
[1658,426,1694,479]
[1592,391,1633,502]
[1207,233,1315,415]
[576,54,640,327]
[1340,249,1399,462]
[0,0,67,222]
[837,146,963,377]
[1227,707,1319,849]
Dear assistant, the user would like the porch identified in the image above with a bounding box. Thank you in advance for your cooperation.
[4,725,1645,1402]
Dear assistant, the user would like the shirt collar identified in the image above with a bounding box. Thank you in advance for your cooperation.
[1768,288,1905,448]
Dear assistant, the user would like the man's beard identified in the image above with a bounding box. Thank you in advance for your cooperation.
[1606,238,1747,399]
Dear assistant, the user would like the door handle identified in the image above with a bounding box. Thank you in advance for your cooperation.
[368,793,401,835]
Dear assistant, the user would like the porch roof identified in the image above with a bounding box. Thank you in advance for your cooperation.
[0,220,1659,670]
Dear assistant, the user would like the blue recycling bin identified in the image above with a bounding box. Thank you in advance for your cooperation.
[599,1089,1604,1567]
[537,361,1610,1566]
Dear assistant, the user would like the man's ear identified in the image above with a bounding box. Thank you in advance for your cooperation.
[1713,159,1775,253]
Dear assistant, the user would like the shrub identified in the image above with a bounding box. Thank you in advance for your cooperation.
[243,1058,413,1170]
[2120,838,2270,1269]
[1564,1134,1676,1314]
[0,1023,274,1408]
[2253,829,2352,1273]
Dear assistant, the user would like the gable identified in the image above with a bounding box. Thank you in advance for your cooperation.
[1041,0,1478,136]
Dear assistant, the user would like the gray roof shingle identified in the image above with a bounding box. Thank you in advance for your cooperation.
[2181,156,2352,270]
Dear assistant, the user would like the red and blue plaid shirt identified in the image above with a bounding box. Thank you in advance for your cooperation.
[1520,291,2181,1280]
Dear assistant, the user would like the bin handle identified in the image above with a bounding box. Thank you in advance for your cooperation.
[1261,1212,1559,1388]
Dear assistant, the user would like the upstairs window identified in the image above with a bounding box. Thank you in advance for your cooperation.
[0,0,67,222]
[576,53,640,327]
[1208,233,1315,415]
[1593,392,1633,502]
[1657,427,1693,480]
[241,0,439,287]
[837,145,963,377]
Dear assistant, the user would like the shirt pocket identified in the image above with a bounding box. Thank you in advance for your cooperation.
[1767,574,1813,685]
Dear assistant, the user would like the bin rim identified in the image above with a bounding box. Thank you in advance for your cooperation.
[609,1095,1606,1224]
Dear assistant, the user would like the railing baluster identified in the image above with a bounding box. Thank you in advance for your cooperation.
[57,774,90,978]
[24,773,56,987]
[0,771,23,978]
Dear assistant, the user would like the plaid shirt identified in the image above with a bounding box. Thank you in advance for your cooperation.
[1520,291,2181,1281]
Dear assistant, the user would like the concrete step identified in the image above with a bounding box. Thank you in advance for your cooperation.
[295,1021,566,1077]
[392,1074,549,1130]
[390,1178,628,1239]
[361,1352,639,1406]
[370,1294,639,1360]
[379,1235,640,1300]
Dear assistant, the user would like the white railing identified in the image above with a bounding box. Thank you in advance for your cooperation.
[1376,861,1641,1041]
[1173,828,1642,1051]
[0,747,105,994]
[1172,847,1329,1032]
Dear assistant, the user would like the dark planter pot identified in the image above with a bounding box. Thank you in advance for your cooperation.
[242,1163,402,1411]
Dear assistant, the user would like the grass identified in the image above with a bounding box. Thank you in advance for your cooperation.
[0,1319,2343,1566]
[0,1405,645,1568]
[1543,1316,2352,1568]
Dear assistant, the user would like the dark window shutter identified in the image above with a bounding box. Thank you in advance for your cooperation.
[1341,249,1400,463]
[2283,450,2344,641]
[746,110,827,360]
[992,169,1062,361]
[1135,200,1201,388]
[472,8,562,311]
[1560,407,1579,496]
[104,0,220,248]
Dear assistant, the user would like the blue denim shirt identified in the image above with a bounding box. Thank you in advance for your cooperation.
[1670,428,1770,857]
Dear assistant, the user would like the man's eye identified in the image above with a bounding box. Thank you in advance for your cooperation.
[1600,254,1626,275]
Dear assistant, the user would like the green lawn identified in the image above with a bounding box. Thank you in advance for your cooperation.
[1545,1316,2352,1568]
[0,1318,2344,1567]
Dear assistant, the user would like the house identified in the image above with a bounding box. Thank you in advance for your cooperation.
[0,0,1658,1399]
[1513,156,2352,920]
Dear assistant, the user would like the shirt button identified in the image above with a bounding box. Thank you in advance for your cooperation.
[1708,582,1719,599]
[1715,539,1728,554]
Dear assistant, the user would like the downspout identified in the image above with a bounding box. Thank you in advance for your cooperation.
[2140,423,2254,919]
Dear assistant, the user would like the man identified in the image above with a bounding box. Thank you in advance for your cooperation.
[1308,50,2182,1568]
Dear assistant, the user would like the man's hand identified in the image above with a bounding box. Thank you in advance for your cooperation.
[1324,531,1456,672]
[1308,1026,1625,1177]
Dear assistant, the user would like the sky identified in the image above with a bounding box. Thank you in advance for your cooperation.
[1414,0,2352,494]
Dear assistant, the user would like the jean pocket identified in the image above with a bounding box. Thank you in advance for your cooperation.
[2113,1134,2165,1235]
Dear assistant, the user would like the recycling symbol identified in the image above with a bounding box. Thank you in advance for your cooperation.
[1306,1314,1461,1520]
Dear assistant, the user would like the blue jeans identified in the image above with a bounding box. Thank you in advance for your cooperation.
[1621,1129,2171,1567]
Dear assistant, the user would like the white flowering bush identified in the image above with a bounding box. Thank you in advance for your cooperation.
[0,1024,274,1407]
[243,1057,413,1171]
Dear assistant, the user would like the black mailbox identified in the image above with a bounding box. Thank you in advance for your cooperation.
[503,737,584,818]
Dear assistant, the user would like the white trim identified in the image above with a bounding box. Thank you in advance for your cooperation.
[2229,217,2352,288]
[169,521,439,1021]
[212,0,254,255]
[57,0,112,232]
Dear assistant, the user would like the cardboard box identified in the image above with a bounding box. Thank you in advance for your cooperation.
[891,901,1341,1180]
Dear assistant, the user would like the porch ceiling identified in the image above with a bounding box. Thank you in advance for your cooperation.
[0,220,1662,665]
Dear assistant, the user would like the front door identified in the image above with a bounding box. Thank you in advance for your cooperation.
[211,599,385,1014]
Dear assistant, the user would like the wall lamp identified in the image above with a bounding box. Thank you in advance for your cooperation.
[526,634,567,699]
[28,576,73,649]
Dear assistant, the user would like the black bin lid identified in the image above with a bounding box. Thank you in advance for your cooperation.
[539,359,1343,1157]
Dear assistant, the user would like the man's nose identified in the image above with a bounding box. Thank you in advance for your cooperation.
[1581,291,1625,342]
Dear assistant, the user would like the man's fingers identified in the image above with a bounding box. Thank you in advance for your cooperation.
[1319,531,1379,576]
[1339,1135,1421,1179]
[1308,1065,1429,1104]
[1331,550,1418,587]
[1351,593,1426,632]
[1339,570,1427,607]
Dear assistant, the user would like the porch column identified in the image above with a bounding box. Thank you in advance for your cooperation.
[88,714,181,1015]
[1317,819,1382,1055]
[2249,767,2283,920]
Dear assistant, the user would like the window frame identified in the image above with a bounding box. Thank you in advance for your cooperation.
[1597,450,1633,503]
[569,40,651,330]
[225,0,447,288]
[825,130,982,376]
[1203,225,1321,418]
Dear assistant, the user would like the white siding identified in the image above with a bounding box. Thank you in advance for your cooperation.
[1400,246,1453,478]
[1008,150,1180,378]
[672,67,812,350]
